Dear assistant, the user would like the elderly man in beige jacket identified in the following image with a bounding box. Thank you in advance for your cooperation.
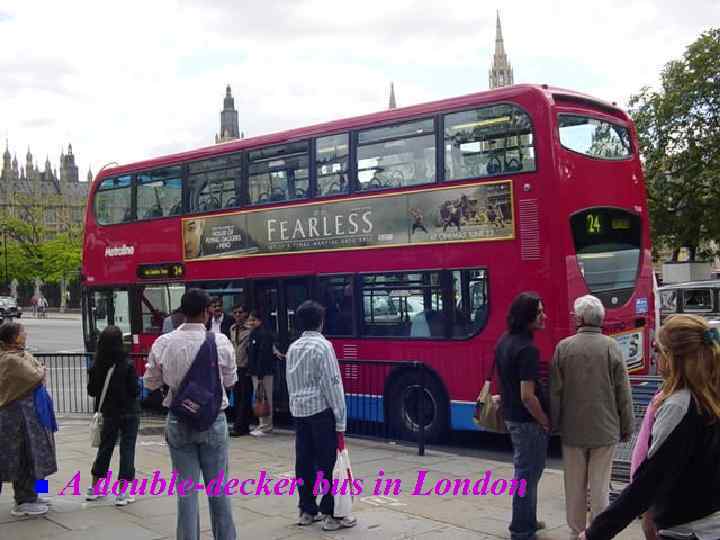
[550,295,633,540]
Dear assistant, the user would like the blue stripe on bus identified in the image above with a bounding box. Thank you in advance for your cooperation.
[345,393,385,423]
[450,401,483,431]
[140,381,480,432]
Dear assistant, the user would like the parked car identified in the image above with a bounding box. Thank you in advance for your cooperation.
[0,296,22,321]
[658,280,720,325]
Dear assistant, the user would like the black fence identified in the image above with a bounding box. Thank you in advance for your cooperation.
[36,352,430,456]
[610,375,664,501]
[38,352,95,414]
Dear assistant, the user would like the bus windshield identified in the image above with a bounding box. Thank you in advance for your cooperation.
[571,208,641,298]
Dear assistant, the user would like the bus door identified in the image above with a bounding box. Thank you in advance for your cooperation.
[251,277,310,413]
[82,287,132,352]
[251,277,312,350]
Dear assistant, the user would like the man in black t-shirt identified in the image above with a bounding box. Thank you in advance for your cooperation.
[495,292,550,540]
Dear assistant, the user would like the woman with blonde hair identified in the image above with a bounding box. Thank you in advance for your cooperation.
[581,314,720,540]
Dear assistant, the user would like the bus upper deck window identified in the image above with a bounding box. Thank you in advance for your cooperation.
[94,175,133,225]
[248,142,309,205]
[357,118,436,192]
[137,167,183,219]
[444,104,535,181]
[558,115,631,160]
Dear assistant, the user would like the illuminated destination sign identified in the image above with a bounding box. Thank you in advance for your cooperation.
[137,263,185,280]
[182,181,514,261]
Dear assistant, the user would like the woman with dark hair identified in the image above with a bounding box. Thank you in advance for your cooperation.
[0,322,57,517]
[496,292,550,540]
[87,325,140,506]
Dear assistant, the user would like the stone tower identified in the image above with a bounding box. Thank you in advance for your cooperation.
[215,85,240,143]
[26,147,34,177]
[388,82,397,109]
[489,11,514,89]
[59,144,79,183]
[2,140,11,177]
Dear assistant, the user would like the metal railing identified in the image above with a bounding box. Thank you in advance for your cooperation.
[609,375,664,501]
[36,351,430,455]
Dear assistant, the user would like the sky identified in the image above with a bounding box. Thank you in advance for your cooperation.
[0,0,717,181]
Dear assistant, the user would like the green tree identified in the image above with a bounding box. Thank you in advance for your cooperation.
[1,209,45,282]
[41,230,82,284]
[629,28,720,261]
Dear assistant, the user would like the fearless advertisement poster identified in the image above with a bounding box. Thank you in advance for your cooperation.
[182,180,514,261]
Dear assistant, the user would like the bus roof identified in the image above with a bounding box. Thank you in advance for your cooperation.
[96,84,623,182]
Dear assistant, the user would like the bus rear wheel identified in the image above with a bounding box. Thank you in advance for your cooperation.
[387,370,449,443]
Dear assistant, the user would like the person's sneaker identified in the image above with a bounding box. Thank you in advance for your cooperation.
[115,494,136,506]
[250,429,265,437]
[85,487,106,501]
[297,512,316,526]
[11,502,48,517]
[322,515,357,531]
[35,496,52,505]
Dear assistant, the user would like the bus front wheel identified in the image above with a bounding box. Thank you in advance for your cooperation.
[387,370,449,443]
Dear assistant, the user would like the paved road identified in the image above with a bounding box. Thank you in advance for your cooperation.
[15,316,85,353]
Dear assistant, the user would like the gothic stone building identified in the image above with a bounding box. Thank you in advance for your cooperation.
[0,142,89,237]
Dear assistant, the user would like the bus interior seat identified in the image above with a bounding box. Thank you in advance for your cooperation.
[270,188,287,201]
[144,206,164,219]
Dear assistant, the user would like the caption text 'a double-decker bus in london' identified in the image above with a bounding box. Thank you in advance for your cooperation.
[81,84,654,442]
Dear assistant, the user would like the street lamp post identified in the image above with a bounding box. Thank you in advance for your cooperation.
[2,228,7,292]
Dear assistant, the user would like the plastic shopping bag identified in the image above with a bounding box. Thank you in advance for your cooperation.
[332,448,354,517]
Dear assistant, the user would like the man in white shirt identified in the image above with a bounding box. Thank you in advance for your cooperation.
[286,300,356,532]
[144,289,237,540]
[206,297,232,338]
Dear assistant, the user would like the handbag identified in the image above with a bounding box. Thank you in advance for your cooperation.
[473,359,507,433]
[333,448,354,517]
[90,366,115,447]
[253,379,270,418]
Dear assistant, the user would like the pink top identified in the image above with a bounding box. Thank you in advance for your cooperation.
[630,393,660,479]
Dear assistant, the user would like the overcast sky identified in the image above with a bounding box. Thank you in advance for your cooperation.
[0,0,717,181]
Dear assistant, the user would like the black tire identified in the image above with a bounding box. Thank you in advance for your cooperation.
[386,369,449,443]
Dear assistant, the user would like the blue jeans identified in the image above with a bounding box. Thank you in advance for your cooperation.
[165,412,236,540]
[506,421,548,540]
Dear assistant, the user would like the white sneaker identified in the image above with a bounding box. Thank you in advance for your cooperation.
[115,494,136,506]
[11,502,48,517]
[86,486,106,501]
[322,515,357,531]
[250,429,265,437]
[36,496,52,505]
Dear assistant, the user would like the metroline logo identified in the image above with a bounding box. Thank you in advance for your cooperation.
[105,245,135,257]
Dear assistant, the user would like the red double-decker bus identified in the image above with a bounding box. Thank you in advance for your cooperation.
[81,84,654,441]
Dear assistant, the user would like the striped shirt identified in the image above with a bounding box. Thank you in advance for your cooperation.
[143,323,237,409]
[286,331,346,431]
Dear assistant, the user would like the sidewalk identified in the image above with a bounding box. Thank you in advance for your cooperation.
[19,311,81,320]
[0,419,645,540]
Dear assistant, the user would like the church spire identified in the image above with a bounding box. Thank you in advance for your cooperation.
[489,11,514,89]
[388,82,397,109]
[494,10,505,57]
[216,84,240,143]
